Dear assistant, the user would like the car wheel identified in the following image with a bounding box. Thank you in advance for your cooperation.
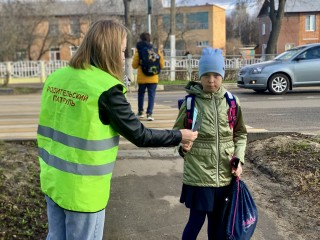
[268,74,289,95]
[253,89,267,93]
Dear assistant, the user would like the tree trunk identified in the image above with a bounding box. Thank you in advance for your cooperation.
[266,0,287,57]
[123,0,132,58]
[123,0,134,83]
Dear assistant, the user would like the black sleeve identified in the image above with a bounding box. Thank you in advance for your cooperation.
[98,84,182,147]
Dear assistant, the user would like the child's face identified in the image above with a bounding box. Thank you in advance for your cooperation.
[200,72,222,93]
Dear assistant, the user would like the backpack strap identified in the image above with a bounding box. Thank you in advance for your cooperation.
[224,91,237,129]
[185,94,196,129]
[178,94,195,129]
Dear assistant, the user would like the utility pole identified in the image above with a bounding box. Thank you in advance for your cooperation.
[147,0,152,34]
[170,0,176,81]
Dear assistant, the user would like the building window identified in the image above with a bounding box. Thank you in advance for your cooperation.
[285,43,295,51]
[262,23,266,35]
[196,41,209,47]
[70,46,78,56]
[15,50,27,61]
[132,22,136,32]
[305,15,316,31]
[176,13,184,30]
[50,47,61,61]
[70,17,80,36]
[162,12,208,31]
[187,12,208,30]
[262,44,267,55]
[162,15,170,31]
[176,40,186,50]
[49,19,59,36]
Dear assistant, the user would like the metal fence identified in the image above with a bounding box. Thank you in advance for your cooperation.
[0,55,275,84]
[0,61,69,79]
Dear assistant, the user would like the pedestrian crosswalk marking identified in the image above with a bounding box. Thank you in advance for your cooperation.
[0,93,268,141]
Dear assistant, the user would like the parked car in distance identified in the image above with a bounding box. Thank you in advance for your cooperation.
[237,43,320,94]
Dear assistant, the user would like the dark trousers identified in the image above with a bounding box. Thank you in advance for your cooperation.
[181,187,228,240]
[182,208,226,240]
[137,83,157,115]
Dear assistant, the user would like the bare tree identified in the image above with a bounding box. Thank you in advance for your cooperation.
[233,0,287,55]
[226,1,259,55]
[0,0,113,61]
[123,0,133,59]
[123,0,134,82]
[265,0,287,54]
[0,1,38,61]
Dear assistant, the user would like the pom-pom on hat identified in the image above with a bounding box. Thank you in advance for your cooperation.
[199,47,225,78]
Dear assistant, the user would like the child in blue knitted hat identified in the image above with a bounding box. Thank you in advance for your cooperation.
[199,47,225,78]
[173,47,248,239]
[198,47,225,93]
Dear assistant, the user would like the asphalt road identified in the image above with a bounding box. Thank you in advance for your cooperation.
[142,86,320,135]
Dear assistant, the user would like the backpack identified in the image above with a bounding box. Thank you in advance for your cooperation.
[178,91,238,130]
[138,46,161,76]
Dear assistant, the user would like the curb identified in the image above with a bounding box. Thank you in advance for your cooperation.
[0,88,14,95]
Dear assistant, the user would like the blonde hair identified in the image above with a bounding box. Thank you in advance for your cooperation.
[69,19,127,81]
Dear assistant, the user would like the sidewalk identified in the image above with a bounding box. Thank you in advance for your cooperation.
[105,145,291,240]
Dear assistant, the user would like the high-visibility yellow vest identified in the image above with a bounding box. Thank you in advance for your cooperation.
[37,66,124,212]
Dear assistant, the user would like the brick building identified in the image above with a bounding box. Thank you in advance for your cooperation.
[257,0,320,55]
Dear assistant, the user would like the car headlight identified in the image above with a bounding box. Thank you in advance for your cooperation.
[250,67,263,74]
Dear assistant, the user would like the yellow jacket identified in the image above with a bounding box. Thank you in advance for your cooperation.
[132,48,165,84]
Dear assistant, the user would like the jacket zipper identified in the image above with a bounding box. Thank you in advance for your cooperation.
[213,96,220,187]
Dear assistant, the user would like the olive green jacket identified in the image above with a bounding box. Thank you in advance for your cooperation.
[173,81,247,187]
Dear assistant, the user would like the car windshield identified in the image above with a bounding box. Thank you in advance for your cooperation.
[274,46,308,60]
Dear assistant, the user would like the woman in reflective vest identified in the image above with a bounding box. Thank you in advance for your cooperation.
[37,19,198,240]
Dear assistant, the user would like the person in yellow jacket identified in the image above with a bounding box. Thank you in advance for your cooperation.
[132,32,165,121]
[37,19,198,240]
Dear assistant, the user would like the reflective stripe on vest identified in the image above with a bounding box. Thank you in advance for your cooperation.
[38,125,119,151]
[38,147,115,176]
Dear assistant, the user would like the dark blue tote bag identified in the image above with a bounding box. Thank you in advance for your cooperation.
[223,176,258,240]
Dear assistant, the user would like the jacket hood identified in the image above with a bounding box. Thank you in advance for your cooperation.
[185,81,227,99]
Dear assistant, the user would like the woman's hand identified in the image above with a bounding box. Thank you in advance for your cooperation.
[180,129,198,145]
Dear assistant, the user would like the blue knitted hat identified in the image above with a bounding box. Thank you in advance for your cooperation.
[199,47,225,78]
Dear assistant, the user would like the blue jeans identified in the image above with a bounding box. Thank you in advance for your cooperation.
[138,83,157,114]
[45,195,105,240]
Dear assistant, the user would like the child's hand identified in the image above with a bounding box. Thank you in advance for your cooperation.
[232,163,243,177]
[182,142,193,152]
